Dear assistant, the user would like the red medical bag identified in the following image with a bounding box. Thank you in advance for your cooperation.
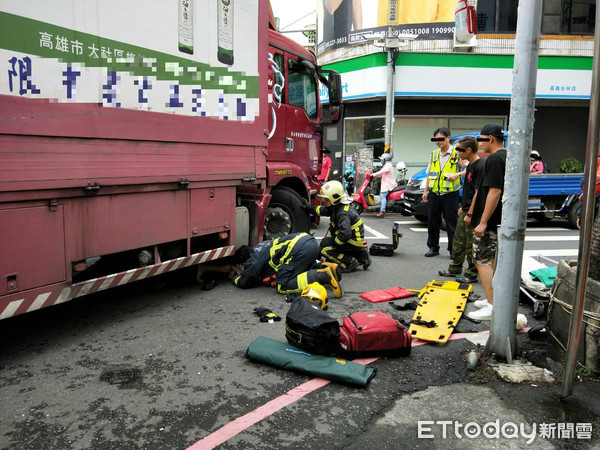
[339,311,411,358]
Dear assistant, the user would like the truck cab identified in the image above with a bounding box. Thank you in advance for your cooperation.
[262,27,342,240]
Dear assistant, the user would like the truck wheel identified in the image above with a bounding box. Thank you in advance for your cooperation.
[264,186,310,240]
[567,200,582,229]
[534,212,554,224]
[351,202,364,215]
[414,215,428,223]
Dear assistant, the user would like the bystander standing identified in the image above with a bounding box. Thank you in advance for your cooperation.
[438,136,485,283]
[467,124,507,321]
[318,148,333,182]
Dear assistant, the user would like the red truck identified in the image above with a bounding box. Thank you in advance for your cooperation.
[0,1,341,320]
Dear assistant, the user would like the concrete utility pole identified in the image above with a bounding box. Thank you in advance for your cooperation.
[384,27,399,155]
[562,2,600,398]
[379,30,416,157]
[486,0,542,360]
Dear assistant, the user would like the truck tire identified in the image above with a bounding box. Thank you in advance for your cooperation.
[567,200,581,229]
[264,186,311,240]
[533,214,553,224]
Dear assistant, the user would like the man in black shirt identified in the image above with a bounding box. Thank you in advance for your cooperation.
[438,136,485,283]
[467,123,507,321]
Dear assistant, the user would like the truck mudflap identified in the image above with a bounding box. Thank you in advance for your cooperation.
[0,245,234,321]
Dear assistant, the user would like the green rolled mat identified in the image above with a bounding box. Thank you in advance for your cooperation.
[245,336,377,387]
[529,266,558,287]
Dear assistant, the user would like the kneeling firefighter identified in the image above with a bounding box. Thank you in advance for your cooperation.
[304,181,371,273]
[232,232,342,297]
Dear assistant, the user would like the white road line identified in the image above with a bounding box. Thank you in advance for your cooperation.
[430,235,578,243]
[363,224,388,239]
[410,229,579,242]
[406,225,572,232]
[314,224,391,241]
[523,249,578,258]
[522,227,575,232]
[393,220,423,226]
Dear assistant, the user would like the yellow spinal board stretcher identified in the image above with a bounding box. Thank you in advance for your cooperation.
[408,280,473,343]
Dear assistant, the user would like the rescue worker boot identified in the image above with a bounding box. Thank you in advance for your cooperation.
[196,264,232,290]
[360,249,372,270]
[321,262,342,282]
[196,264,232,282]
[316,267,343,298]
[339,258,360,273]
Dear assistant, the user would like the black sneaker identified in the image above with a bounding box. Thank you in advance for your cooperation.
[456,275,478,284]
[438,269,460,278]
[424,250,439,257]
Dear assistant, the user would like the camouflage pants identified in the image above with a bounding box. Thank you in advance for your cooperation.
[448,211,477,278]
[472,229,498,266]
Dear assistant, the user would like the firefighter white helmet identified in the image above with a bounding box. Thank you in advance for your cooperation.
[318,180,347,205]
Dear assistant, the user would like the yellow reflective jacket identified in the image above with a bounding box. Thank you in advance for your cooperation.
[427,147,462,194]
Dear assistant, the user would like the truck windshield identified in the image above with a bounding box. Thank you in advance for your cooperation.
[288,72,318,120]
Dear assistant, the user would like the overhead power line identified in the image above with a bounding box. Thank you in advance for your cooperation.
[279,9,316,31]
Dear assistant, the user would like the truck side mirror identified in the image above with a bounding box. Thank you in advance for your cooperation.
[327,72,342,106]
[329,105,342,124]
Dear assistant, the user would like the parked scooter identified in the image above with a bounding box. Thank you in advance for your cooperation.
[351,172,376,214]
[380,182,407,214]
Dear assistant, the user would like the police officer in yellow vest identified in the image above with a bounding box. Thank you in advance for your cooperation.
[422,127,462,257]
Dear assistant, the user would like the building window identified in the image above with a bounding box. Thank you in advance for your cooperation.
[476,0,519,33]
[564,0,596,33]
[344,116,385,161]
[288,71,318,120]
[477,0,595,35]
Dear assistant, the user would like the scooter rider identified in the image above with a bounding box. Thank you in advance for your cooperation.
[371,152,398,218]
[305,181,371,273]
[232,232,343,297]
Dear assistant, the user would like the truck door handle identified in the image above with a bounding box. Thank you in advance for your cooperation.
[285,138,294,153]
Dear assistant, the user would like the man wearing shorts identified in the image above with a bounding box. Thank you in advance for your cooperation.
[466,124,507,321]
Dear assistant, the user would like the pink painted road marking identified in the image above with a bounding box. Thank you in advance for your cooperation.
[188,328,528,449]
[189,357,379,450]
[188,378,332,450]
